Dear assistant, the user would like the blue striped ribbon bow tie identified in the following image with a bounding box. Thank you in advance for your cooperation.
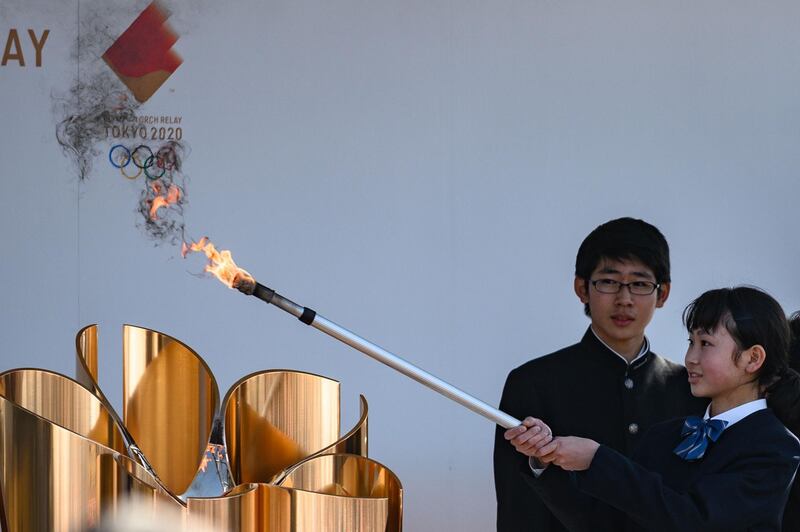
[673,416,728,461]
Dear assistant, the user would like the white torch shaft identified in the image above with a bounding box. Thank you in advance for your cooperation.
[245,281,521,429]
[310,314,522,429]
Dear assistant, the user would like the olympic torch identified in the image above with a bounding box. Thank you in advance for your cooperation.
[183,238,522,429]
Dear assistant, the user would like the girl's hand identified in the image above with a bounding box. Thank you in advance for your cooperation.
[539,436,600,471]
[504,417,554,457]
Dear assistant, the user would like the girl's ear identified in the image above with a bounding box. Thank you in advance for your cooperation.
[743,345,767,374]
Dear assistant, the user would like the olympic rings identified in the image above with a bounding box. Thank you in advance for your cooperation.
[108,143,180,181]
[156,145,178,171]
[120,162,143,179]
[109,144,130,168]
[131,145,154,169]
[143,155,166,180]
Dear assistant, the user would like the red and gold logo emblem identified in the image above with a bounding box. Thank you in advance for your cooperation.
[102,1,182,103]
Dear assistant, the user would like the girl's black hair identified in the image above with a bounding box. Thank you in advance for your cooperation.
[683,286,800,436]
[790,312,800,374]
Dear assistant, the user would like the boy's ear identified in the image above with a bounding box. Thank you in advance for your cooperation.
[743,345,767,374]
[656,282,671,308]
[574,276,589,303]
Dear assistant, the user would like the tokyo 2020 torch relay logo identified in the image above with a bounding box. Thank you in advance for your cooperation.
[102,1,182,104]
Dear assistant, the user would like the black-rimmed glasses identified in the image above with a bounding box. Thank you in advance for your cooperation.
[591,279,660,295]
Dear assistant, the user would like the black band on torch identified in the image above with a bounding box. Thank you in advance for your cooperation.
[299,307,316,325]
[253,283,276,303]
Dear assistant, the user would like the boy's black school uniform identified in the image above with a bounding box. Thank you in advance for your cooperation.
[528,408,800,532]
[494,328,707,532]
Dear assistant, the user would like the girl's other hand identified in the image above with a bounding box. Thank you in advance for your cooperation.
[540,436,600,471]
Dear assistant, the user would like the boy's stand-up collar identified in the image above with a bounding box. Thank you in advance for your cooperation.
[580,327,652,373]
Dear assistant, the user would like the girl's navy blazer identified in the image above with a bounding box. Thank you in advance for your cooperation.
[529,409,800,532]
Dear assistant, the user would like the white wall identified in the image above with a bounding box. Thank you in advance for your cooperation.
[2,1,799,529]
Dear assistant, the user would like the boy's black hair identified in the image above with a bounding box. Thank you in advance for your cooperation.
[683,286,800,436]
[575,217,671,316]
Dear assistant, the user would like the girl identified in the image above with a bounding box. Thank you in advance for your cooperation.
[506,286,800,531]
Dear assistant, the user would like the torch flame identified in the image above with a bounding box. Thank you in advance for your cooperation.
[182,237,253,289]
[149,182,181,220]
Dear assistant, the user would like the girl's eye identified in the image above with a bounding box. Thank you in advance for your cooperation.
[687,338,694,346]
[701,340,712,347]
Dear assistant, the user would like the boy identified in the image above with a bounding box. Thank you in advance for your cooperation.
[493,217,706,531]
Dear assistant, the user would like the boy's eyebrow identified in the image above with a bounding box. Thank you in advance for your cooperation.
[596,267,655,279]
